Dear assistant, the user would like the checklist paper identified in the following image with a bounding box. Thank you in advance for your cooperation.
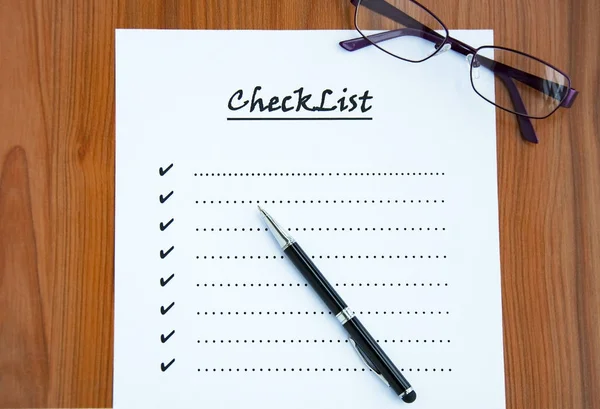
[114,30,505,409]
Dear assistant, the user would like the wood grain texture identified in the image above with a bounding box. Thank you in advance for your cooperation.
[0,0,598,408]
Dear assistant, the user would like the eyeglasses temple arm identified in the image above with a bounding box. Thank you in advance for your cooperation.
[340,28,442,51]
[561,89,579,107]
[495,74,538,143]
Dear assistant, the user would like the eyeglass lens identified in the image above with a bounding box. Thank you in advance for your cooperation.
[471,47,570,118]
[355,0,448,62]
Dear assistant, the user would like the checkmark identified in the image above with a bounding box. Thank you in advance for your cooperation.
[160,246,174,259]
[161,330,175,343]
[161,359,175,372]
[159,163,173,176]
[159,191,174,203]
[161,302,175,315]
[160,218,174,231]
[160,274,175,287]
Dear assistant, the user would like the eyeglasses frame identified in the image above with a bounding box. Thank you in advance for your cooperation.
[340,0,579,144]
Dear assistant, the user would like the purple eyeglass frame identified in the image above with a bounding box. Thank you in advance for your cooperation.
[339,0,579,144]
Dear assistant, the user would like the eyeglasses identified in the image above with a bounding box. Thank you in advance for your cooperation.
[339,0,579,144]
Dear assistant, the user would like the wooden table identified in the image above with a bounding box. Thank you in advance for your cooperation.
[1,1,598,408]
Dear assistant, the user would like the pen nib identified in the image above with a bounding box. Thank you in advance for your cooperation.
[258,206,295,249]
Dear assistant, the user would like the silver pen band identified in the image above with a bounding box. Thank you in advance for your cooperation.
[335,307,355,325]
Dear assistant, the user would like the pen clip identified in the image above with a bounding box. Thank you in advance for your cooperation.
[349,338,390,387]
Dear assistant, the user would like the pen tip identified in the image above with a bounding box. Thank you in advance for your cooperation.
[257,205,264,213]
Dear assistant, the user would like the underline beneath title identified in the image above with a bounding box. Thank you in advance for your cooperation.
[227,117,373,121]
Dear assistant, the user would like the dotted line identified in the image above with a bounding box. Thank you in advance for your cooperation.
[197,283,449,287]
[194,172,445,177]
[195,199,444,204]
[197,255,447,260]
[197,227,446,232]
[198,367,451,372]
[198,339,451,344]
[198,311,450,315]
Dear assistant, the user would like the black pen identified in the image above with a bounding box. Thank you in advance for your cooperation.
[258,206,416,403]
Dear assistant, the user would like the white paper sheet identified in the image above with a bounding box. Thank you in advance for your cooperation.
[114,29,505,409]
